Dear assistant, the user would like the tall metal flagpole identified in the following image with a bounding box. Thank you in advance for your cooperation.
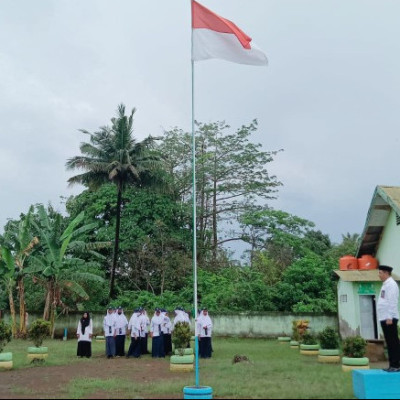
[190,0,200,388]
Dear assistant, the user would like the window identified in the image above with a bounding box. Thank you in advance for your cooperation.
[340,294,347,303]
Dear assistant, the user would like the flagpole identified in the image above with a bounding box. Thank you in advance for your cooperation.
[191,0,200,388]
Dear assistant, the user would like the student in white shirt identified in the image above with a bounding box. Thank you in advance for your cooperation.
[114,306,128,357]
[377,265,400,372]
[150,308,165,358]
[197,308,213,358]
[77,311,93,358]
[126,308,142,358]
[103,306,117,359]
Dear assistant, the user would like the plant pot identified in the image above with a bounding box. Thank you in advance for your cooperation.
[95,335,105,342]
[277,336,291,344]
[27,346,48,361]
[300,344,319,355]
[318,349,340,363]
[0,352,13,370]
[170,354,194,372]
[341,356,369,371]
[290,340,299,348]
[183,386,213,399]
[174,348,194,355]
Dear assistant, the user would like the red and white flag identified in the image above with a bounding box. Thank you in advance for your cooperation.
[192,0,268,66]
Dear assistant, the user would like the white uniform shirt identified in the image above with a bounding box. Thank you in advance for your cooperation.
[115,313,129,335]
[150,314,164,337]
[128,313,141,338]
[377,276,400,321]
[77,319,93,342]
[197,314,213,338]
[103,313,117,337]
[161,314,172,334]
[139,313,150,338]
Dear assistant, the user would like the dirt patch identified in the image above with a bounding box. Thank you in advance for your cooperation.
[0,356,183,399]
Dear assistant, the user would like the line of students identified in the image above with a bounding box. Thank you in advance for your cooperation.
[76,306,213,359]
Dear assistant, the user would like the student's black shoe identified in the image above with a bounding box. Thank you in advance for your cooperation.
[383,367,400,372]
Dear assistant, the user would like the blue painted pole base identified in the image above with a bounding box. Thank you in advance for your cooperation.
[183,385,213,399]
[353,369,400,399]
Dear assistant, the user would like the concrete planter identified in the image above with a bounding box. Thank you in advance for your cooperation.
[290,340,299,349]
[277,336,291,344]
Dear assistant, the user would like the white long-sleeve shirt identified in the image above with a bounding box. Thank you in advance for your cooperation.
[103,313,117,337]
[128,313,141,338]
[197,314,213,338]
[161,315,172,334]
[150,314,164,337]
[377,276,400,321]
[115,313,128,336]
[77,320,93,342]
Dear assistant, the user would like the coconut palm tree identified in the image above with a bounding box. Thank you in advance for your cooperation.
[65,104,161,298]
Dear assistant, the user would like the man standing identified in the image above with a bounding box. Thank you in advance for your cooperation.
[377,265,400,372]
[103,306,117,359]
[115,306,128,357]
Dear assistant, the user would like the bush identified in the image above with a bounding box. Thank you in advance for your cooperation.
[318,327,339,349]
[301,331,318,345]
[28,319,51,347]
[342,336,367,358]
[0,320,12,353]
[172,322,191,356]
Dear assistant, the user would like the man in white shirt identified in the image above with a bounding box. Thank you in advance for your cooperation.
[377,265,400,372]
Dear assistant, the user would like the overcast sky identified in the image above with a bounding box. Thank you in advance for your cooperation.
[1,0,400,249]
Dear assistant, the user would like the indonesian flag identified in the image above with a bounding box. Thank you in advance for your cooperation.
[192,1,268,66]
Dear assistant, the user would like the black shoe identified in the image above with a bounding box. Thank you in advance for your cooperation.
[383,367,400,372]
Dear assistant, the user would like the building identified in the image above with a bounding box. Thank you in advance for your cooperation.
[335,185,400,339]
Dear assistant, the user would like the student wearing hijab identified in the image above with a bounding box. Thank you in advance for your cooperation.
[150,308,165,358]
[77,311,93,358]
[161,309,172,356]
[126,308,141,358]
[114,306,128,357]
[139,308,150,354]
[197,308,213,358]
[103,306,117,359]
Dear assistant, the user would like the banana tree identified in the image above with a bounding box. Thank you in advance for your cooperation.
[0,207,39,336]
[25,205,107,337]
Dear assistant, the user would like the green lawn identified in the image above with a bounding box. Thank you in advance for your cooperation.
[1,338,355,399]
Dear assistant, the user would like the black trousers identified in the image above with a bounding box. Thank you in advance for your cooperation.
[381,318,400,368]
[199,337,212,358]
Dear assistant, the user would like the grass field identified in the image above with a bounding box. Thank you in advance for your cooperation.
[1,337,356,399]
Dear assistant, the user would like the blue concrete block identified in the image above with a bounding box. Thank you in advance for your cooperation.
[353,369,400,399]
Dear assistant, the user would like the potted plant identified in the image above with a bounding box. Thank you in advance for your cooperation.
[318,327,341,363]
[341,336,369,371]
[300,331,319,355]
[290,319,309,348]
[0,320,13,370]
[170,322,193,372]
[27,319,51,363]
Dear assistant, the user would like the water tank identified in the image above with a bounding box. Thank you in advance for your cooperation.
[358,254,378,270]
[339,255,358,270]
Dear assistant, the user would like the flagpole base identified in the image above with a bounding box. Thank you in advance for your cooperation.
[183,386,213,399]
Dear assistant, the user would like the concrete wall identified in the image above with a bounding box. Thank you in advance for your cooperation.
[0,311,338,339]
[376,209,400,276]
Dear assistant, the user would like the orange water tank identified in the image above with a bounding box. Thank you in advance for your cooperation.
[358,254,378,270]
[339,255,358,271]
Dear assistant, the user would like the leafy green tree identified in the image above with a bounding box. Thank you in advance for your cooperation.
[273,254,337,313]
[159,121,282,266]
[66,104,162,298]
